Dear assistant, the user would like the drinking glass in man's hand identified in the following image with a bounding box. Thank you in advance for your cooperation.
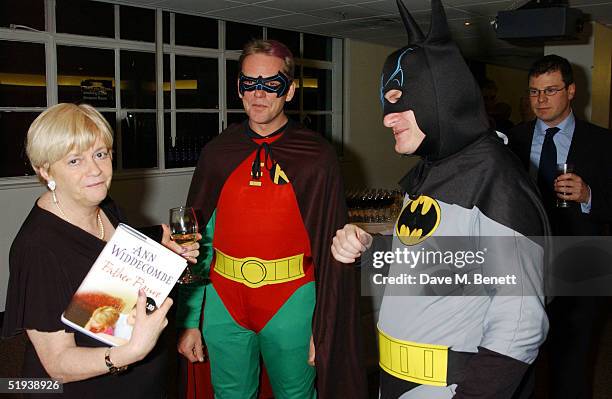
[555,163,574,208]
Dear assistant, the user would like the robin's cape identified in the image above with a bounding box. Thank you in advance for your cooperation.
[187,120,367,399]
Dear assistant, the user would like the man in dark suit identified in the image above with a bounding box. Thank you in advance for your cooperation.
[508,54,612,399]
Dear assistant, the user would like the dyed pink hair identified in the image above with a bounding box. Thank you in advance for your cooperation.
[239,39,295,79]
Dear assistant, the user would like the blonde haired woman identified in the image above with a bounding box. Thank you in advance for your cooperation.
[2,103,199,398]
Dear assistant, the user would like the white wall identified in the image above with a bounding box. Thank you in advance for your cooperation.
[108,172,193,226]
[340,39,419,189]
[0,183,45,311]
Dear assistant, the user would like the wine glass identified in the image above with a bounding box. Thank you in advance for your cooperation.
[555,163,575,208]
[382,190,394,222]
[169,206,203,284]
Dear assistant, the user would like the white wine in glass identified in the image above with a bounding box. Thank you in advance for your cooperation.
[169,206,203,284]
[171,232,198,246]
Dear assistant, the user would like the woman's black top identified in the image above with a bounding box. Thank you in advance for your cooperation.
[2,198,167,398]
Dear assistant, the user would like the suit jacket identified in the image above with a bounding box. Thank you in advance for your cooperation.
[508,118,612,235]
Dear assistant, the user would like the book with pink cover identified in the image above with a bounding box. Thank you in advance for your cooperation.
[61,223,187,346]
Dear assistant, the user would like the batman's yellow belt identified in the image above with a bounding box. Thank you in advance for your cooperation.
[213,249,305,288]
[378,327,448,386]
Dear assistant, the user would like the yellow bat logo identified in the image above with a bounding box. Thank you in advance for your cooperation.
[395,195,441,246]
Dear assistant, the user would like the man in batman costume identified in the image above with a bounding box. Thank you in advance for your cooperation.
[332,1,550,397]
[176,39,366,399]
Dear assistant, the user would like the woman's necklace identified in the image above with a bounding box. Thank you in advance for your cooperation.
[52,191,105,240]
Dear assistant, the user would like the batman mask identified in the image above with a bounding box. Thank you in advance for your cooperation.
[381,0,490,161]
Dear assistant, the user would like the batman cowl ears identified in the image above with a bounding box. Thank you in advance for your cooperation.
[380,0,489,161]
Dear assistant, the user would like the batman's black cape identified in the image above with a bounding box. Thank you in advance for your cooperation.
[187,120,367,399]
[401,133,550,239]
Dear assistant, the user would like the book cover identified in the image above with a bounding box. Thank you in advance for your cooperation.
[61,223,187,346]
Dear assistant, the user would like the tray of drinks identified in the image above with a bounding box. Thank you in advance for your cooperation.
[346,188,404,234]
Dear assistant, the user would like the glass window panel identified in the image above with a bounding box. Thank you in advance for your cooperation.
[226,22,263,51]
[100,112,117,141]
[57,46,115,107]
[266,28,300,58]
[121,112,157,169]
[120,6,155,42]
[302,68,331,111]
[303,33,332,61]
[101,112,117,170]
[303,114,332,141]
[226,60,242,110]
[175,14,217,48]
[175,56,218,109]
[163,55,170,109]
[0,111,38,177]
[0,41,46,107]
[56,0,115,38]
[0,0,45,31]
[163,12,170,44]
[226,112,246,128]
[163,114,172,168]
[164,113,219,168]
[120,50,156,109]
[285,81,299,112]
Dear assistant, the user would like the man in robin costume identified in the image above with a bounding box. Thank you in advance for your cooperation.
[332,1,549,398]
[176,39,366,399]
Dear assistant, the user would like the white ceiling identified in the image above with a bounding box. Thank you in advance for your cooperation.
[110,0,612,67]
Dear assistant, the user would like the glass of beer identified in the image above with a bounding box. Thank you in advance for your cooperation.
[169,206,202,284]
[555,163,574,208]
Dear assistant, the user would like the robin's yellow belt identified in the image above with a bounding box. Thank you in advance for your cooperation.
[213,249,305,288]
[378,326,448,386]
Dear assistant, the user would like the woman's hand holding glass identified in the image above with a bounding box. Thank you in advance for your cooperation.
[161,224,201,263]
[167,206,203,284]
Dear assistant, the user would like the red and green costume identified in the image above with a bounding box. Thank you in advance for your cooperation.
[177,120,366,399]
